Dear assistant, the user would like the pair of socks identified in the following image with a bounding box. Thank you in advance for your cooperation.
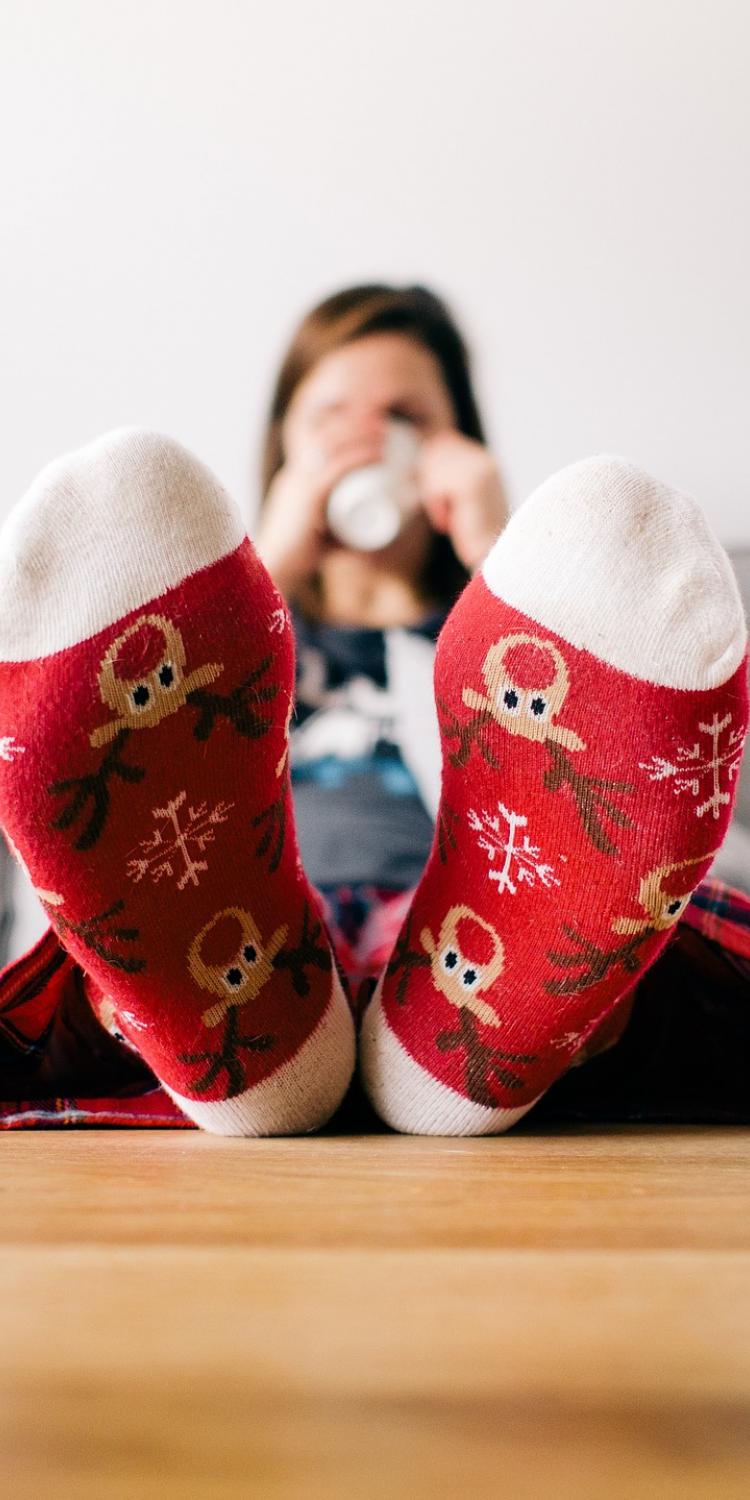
[0,432,746,1134]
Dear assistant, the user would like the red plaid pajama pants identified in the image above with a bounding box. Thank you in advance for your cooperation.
[1,878,748,1128]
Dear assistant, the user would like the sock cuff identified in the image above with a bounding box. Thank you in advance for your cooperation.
[482,455,747,691]
[0,428,246,662]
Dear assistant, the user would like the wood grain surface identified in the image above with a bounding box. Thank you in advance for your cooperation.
[2,1127,749,1498]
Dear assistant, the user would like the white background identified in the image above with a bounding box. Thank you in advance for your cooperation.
[1,0,749,542]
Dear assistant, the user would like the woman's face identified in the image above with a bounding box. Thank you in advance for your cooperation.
[281,331,457,463]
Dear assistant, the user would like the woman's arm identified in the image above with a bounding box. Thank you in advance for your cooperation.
[417,431,510,571]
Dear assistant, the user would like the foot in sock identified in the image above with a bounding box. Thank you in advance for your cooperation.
[0,429,354,1134]
[360,456,749,1134]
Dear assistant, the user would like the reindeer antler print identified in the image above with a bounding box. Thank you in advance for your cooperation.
[178,1007,275,1097]
[385,914,432,1004]
[437,699,501,771]
[435,1008,537,1108]
[273,903,332,997]
[543,740,634,855]
[437,802,460,864]
[545,921,653,995]
[54,899,147,973]
[187,654,280,741]
[251,791,287,874]
[48,729,146,850]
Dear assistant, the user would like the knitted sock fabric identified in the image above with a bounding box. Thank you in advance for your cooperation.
[360,456,748,1135]
[0,429,355,1134]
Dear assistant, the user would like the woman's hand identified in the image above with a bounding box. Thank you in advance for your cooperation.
[255,428,385,597]
[417,431,509,571]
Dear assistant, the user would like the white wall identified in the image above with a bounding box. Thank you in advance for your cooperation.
[2,0,749,958]
[1,0,749,544]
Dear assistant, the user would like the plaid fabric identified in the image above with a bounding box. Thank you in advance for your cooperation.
[317,884,415,1014]
[681,877,750,962]
[0,1091,190,1130]
[1,876,748,1128]
[0,926,72,1056]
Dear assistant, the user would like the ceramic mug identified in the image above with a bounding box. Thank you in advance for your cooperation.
[326,420,421,551]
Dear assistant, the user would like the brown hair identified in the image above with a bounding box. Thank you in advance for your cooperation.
[260,283,488,604]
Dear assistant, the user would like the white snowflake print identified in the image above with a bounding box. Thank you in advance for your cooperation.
[269,607,288,635]
[118,1007,150,1033]
[468,802,562,896]
[126,791,235,891]
[0,736,25,762]
[551,1030,585,1052]
[639,712,745,820]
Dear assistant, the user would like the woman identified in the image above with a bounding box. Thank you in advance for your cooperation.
[256,284,508,974]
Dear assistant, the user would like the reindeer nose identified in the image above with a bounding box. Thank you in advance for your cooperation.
[112,619,169,680]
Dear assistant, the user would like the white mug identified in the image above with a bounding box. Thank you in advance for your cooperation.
[326,420,421,551]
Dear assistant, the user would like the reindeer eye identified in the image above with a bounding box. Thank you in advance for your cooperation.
[223,966,244,990]
[527,694,549,720]
[462,966,482,990]
[243,944,258,964]
[131,683,150,709]
[158,663,176,689]
[664,897,686,920]
[501,687,521,714]
[441,947,459,974]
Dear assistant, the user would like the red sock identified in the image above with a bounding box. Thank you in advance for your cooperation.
[0,429,354,1134]
[360,457,748,1134]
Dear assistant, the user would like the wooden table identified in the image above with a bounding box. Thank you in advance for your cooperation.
[2,1127,749,1498]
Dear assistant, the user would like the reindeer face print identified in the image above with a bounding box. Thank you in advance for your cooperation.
[90,614,223,748]
[463,633,584,752]
[188,906,289,1028]
[612,853,714,935]
[420,906,505,1025]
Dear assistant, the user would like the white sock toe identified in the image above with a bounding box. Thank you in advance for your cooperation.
[0,428,245,662]
[482,455,746,690]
